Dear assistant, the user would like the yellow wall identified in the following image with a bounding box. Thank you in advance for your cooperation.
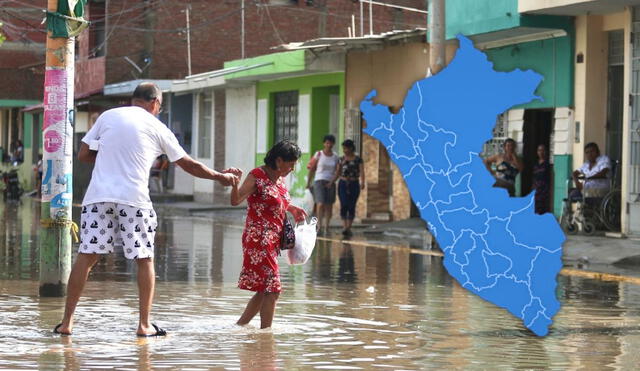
[572,14,609,169]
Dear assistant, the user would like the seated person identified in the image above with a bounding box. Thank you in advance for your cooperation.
[572,142,611,199]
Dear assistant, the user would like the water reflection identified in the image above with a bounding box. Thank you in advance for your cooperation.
[1,200,640,369]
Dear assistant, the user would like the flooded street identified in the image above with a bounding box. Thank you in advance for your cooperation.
[2,200,640,369]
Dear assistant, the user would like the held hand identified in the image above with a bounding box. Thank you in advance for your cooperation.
[217,173,238,187]
[223,167,243,177]
[289,205,307,223]
[360,183,365,190]
[324,181,334,189]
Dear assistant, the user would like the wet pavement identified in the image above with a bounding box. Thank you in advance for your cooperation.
[2,200,640,369]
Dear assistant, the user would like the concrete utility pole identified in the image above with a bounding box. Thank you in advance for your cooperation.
[40,0,86,297]
[428,0,445,75]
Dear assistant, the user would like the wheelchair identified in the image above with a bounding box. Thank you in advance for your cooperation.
[559,163,621,236]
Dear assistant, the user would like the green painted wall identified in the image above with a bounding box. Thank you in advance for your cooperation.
[310,86,340,154]
[485,36,574,109]
[255,73,345,199]
[445,0,519,39]
[553,154,572,217]
[23,112,33,149]
[0,111,37,190]
[224,50,306,79]
[445,0,573,39]
[444,1,575,108]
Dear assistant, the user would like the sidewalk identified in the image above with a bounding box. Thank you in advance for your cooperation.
[153,200,640,276]
[355,217,640,276]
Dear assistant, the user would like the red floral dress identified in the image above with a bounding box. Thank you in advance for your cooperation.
[238,167,291,293]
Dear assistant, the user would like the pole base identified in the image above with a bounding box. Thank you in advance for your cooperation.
[39,282,67,297]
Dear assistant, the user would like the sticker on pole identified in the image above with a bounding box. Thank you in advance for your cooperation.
[44,130,63,153]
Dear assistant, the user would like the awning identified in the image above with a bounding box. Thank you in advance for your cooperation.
[103,79,173,97]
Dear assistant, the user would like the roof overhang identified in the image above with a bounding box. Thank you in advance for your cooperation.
[103,79,173,97]
[171,63,274,93]
[519,0,640,16]
[274,28,427,53]
[472,27,568,50]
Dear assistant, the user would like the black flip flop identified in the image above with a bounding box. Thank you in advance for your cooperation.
[137,323,167,337]
[53,323,72,336]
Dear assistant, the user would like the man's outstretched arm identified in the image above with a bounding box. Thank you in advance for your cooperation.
[175,155,238,186]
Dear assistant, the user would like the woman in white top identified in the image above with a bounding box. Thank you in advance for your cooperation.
[307,134,339,234]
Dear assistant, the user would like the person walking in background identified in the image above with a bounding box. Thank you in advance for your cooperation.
[231,140,307,329]
[54,82,240,337]
[306,134,339,234]
[150,154,169,193]
[484,138,523,196]
[34,154,43,198]
[532,144,553,214]
[332,139,364,237]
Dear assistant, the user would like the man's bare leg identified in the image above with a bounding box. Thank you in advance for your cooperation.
[57,253,100,334]
[136,258,156,336]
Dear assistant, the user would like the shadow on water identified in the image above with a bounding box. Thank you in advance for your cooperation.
[1,200,640,369]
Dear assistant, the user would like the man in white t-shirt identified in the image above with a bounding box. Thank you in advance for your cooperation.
[54,82,239,337]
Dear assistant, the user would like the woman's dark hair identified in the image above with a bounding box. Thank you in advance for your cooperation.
[503,138,516,147]
[264,140,301,169]
[342,139,356,151]
[584,142,600,154]
[323,134,336,144]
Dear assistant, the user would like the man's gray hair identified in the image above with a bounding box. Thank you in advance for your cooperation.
[132,82,162,102]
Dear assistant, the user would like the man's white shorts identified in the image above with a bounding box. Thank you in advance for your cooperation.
[79,202,158,259]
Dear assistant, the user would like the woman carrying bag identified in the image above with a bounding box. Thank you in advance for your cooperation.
[230,140,306,329]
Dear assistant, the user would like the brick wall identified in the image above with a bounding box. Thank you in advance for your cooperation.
[0,2,103,101]
[105,0,428,83]
[0,45,45,100]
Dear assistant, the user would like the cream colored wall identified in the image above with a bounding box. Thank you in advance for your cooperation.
[346,41,457,220]
[574,10,632,235]
[75,111,89,133]
[572,14,608,170]
[621,8,632,236]
[603,12,625,31]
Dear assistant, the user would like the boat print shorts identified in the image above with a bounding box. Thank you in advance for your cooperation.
[79,202,158,259]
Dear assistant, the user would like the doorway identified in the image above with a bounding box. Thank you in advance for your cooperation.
[521,109,553,196]
[607,30,624,184]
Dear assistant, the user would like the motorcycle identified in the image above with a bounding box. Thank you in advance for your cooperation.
[2,169,23,202]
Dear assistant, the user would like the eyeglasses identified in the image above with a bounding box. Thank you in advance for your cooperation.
[154,98,164,113]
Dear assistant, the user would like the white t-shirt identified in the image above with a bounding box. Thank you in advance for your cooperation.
[81,106,187,209]
[313,150,339,182]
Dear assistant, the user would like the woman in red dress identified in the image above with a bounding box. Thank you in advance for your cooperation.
[231,140,307,329]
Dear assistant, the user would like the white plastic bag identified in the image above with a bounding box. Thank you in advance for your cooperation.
[302,188,315,216]
[286,217,318,265]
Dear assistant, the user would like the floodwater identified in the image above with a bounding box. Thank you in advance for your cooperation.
[2,200,640,370]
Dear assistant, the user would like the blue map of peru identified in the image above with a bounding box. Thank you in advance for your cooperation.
[360,35,565,336]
